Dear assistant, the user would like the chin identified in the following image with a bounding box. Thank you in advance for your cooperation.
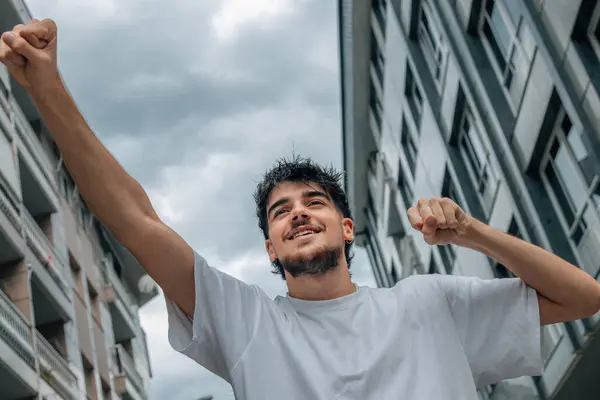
[280,244,343,278]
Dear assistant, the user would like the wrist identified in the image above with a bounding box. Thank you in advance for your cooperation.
[452,216,491,253]
[29,74,65,102]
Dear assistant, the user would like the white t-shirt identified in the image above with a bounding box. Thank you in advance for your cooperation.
[166,251,543,399]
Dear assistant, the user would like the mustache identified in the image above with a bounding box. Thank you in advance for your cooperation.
[290,220,323,230]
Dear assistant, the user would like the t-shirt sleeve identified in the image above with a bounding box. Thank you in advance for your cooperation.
[436,274,543,387]
[164,250,268,381]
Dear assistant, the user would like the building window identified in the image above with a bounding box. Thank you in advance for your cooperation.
[390,261,400,284]
[401,118,418,176]
[541,324,564,365]
[428,255,439,274]
[588,4,600,62]
[456,102,499,214]
[405,64,423,127]
[370,85,383,132]
[439,169,459,274]
[398,161,414,210]
[479,0,535,109]
[0,79,10,122]
[540,110,600,277]
[418,1,447,88]
[373,0,387,34]
[371,32,385,86]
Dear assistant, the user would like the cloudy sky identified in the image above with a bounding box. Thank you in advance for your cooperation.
[25,0,376,398]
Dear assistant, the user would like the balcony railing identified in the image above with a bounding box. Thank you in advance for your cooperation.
[0,179,21,232]
[36,331,78,400]
[12,99,56,186]
[115,344,145,397]
[577,215,600,280]
[103,256,137,321]
[371,5,386,46]
[22,209,68,294]
[0,287,35,369]
[0,86,11,122]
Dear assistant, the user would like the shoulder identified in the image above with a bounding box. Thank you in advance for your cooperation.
[384,274,447,309]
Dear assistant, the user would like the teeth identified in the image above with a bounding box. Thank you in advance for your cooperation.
[292,230,315,239]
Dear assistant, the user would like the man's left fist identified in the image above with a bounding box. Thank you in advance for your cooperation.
[407,197,471,245]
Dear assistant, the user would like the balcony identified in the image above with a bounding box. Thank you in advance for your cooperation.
[114,344,145,400]
[0,178,20,235]
[12,99,57,190]
[22,212,71,331]
[0,287,37,400]
[36,331,79,400]
[23,210,68,294]
[100,227,159,307]
[103,255,137,342]
[0,184,23,266]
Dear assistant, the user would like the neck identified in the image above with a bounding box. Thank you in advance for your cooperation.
[285,263,355,301]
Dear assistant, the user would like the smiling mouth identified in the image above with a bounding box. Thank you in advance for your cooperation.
[292,230,317,239]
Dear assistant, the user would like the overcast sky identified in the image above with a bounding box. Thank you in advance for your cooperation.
[25,0,376,398]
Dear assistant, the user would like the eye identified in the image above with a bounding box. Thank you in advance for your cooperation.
[274,208,288,217]
[308,200,324,206]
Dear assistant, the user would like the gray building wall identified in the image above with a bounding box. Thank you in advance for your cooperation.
[0,1,158,399]
[340,0,600,399]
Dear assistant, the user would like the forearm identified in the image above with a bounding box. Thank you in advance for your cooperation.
[30,80,158,241]
[455,217,600,316]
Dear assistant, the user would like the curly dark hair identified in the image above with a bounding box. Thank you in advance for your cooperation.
[253,155,354,279]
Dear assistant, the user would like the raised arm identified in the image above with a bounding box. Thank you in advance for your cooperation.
[0,19,196,317]
[408,197,600,326]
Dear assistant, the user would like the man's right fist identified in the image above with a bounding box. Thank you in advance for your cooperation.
[0,19,60,93]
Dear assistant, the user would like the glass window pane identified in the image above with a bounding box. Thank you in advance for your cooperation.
[487,4,512,56]
[503,0,525,25]
[517,21,535,60]
[555,143,588,211]
[461,135,482,174]
[482,21,507,71]
[567,132,587,162]
[468,122,487,165]
[545,162,575,225]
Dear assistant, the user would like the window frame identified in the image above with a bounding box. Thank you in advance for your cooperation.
[418,1,448,89]
[478,0,535,111]
[401,117,419,177]
[439,168,464,274]
[0,78,10,119]
[541,324,565,366]
[404,64,423,128]
[587,3,600,62]
[397,159,414,210]
[455,102,500,216]
[370,84,384,132]
[540,109,600,278]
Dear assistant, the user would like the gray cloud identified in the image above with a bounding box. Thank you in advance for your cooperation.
[25,0,376,399]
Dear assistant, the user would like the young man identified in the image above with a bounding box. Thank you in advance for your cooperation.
[2,20,600,400]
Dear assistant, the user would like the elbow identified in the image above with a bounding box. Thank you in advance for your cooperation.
[583,284,600,318]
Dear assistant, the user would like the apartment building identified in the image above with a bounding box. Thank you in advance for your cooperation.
[339,0,600,399]
[0,1,158,399]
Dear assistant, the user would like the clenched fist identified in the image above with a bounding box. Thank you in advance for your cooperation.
[407,197,471,245]
[0,19,60,92]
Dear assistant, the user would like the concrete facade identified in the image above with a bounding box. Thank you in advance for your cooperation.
[339,0,600,398]
[0,1,159,399]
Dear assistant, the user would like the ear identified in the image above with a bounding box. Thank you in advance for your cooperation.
[265,239,277,262]
[341,217,354,243]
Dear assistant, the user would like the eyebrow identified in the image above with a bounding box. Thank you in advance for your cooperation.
[267,190,330,218]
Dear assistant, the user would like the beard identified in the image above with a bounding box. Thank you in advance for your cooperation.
[278,244,342,278]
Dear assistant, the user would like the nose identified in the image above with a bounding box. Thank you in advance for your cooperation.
[290,202,310,222]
